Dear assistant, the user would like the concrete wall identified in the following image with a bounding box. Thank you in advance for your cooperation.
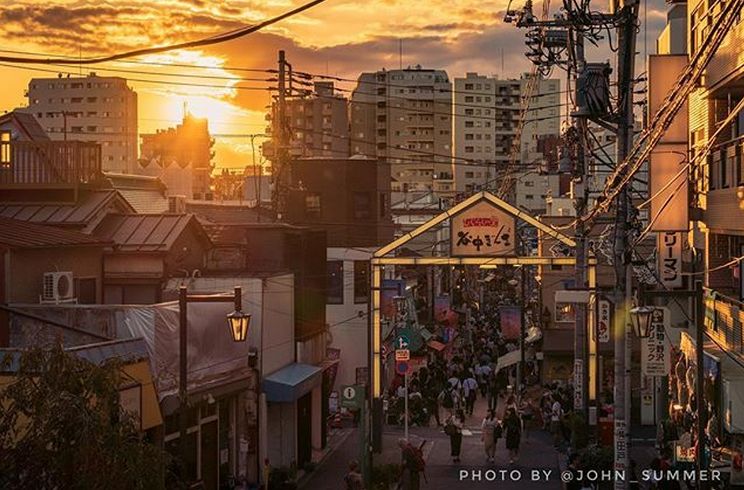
[326,247,372,390]
[6,246,104,304]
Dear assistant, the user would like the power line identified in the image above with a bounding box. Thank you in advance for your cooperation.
[0,0,329,64]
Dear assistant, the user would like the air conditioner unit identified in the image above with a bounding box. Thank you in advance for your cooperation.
[42,272,74,302]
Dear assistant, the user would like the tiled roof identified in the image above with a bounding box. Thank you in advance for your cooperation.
[0,190,135,228]
[93,213,210,252]
[186,200,274,224]
[0,217,109,248]
[104,173,170,214]
[0,110,50,141]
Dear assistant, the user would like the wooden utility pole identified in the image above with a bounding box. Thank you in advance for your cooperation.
[272,50,290,220]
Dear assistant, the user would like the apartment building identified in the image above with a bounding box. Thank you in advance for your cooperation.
[350,66,454,201]
[687,0,744,301]
[24,73,137,173]
[453,73,561,212]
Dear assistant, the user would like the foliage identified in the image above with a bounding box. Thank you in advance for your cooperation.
[268,465,298,489]
[0,344,172,489]
[566,411,589,450]
[370,463,401,490]
[578,443,614,471]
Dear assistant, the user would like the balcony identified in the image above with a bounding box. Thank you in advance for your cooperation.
[705,289,744,356]
[0,140,101,188]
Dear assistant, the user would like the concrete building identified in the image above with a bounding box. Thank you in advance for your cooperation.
[139,114,214,200]
[656,3,687,55]
[264,82,350,160]
[453,73,562,212]
[24,74,137,173]
[350,66,454,200]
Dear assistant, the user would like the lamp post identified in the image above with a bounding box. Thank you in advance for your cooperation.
[178,285,250,478]
[635,281,705,488]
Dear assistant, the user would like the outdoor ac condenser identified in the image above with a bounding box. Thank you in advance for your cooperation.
[41,271,74,303]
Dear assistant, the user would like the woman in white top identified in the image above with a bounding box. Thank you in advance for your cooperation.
[481,409,499,463]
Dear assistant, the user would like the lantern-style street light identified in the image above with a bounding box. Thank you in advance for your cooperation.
[227,309,251,342]
[629,305,655,338]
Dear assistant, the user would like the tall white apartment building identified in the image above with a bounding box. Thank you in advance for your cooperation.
[453,73,561,212]
[25,73,138,173]
[350,66,454,202]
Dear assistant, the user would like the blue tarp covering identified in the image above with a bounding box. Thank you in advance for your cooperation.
[262,363,322,402]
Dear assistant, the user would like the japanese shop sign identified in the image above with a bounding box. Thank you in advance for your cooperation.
[597,298,611,344]
[658,232,683,288]
[450,200,515,256]
[641,307,670,377]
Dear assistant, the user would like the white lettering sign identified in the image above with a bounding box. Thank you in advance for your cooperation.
[641,307,671,377]
[658,232,683,288]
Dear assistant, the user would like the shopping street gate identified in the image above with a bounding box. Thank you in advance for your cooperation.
[368,191,597,451]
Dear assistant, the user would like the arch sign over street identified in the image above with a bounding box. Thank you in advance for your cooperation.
[367,191,597,447]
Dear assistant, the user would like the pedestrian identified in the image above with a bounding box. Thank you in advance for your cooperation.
[463,373,478,417]
[438,385,458,417]
[344,460,364,490]
[481,409,498,463]
[504,407,522,464]
[550,396,564,448]
[398,439,422,490]
[444,411,464,463]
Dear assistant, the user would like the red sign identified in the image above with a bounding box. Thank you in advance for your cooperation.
[395,360,409,376]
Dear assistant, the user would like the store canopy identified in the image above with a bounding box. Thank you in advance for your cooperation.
[427,340,446,351]
[262,363,322,403]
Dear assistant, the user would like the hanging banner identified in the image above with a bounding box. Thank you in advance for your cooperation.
[658,232,683,288]
[597,297,612,344]
[641,307,671,377]
[450,200,515,256]
[499,306,522,340]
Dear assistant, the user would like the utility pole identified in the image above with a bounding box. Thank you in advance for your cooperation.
[572,27,589,422]
[612,1,639,487]
[272,50,289,220]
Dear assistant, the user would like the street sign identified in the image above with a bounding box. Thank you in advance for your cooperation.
[340,384,363,410]
[395,334,410,350]
[395,360,409,375]
[395,349,410,361]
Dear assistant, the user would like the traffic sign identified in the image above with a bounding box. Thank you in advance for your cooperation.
[395,360,409,375]
[395,334,410,350]
[395,349,410,361]
[340,384,363,410]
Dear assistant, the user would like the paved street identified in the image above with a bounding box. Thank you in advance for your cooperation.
[303,396,563,489]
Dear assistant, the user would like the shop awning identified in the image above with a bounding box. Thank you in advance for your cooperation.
[703,337,744,434]
[262,363,323,403]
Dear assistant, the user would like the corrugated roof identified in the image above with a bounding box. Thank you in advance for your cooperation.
[0,217,110,248]
[94,213,209,252]
[0,338,150,373]
[0,190,135,228]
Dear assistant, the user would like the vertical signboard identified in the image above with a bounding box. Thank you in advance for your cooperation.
[658,232,683,288]
[597,298,612,344]
[641,307,671,377]
[450,200,515,256]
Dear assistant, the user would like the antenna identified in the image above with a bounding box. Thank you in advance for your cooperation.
[399,39,403,69]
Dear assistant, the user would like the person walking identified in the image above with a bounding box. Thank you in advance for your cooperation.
[344,460,364,490]
[550,396,564,448]
[481,409,499,463]
[463,374,478,417]
[504,407,522,464]
[444,411,464,463]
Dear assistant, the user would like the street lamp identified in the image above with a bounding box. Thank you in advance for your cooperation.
[178,285,247,479]
[629,306,654,339]
[227,309,251,342]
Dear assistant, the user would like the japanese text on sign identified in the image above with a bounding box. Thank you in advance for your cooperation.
[658,232,683,289]
[597,298,611,344]
[450,200,515,257]
[641,307,670,376]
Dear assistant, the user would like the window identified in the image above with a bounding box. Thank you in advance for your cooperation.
[305,193,321,218]
[465,121,474,128]
[71,97,83,103]
[353,192,372,219]
[87,97,97,103]
[0,131,10,168]
[327,261,344,304]
[354,261,369,303]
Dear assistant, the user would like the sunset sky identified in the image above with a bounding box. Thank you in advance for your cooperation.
[0,0,669,169]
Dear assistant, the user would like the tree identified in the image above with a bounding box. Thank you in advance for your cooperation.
[0,344,173,489]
